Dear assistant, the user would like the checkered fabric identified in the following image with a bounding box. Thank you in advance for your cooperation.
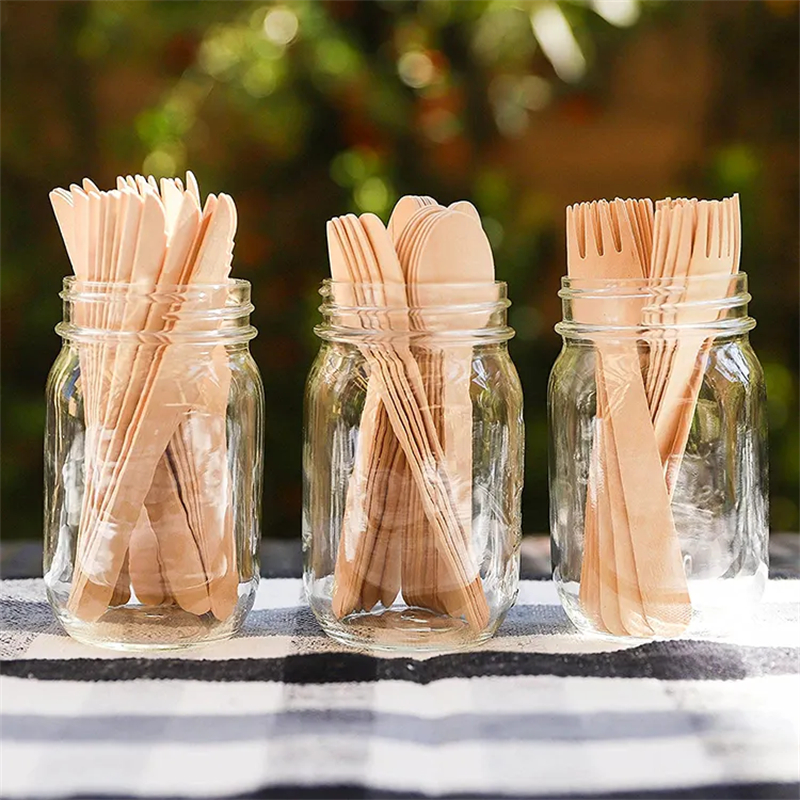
[1,578,798,799]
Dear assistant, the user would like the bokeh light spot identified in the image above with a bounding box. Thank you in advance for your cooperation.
[263,7,299,46]
[591,0,640,28]
[482,217,505,249]
[421,108,460,143]
[355,177,390,214]
[330,150,371,187]
[530,3,586,83]
[242,61,279,97]
[142,149,177,178]
[398,51,436,89]
[520,75,552,111]
[198,28,244,78]
[315,38,360,77]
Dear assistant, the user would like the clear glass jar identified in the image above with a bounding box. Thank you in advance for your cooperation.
[44,278,264,650]
[549,273,768,640]
[303,281,524,651]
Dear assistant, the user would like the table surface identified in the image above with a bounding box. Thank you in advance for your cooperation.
[1,577,799,800]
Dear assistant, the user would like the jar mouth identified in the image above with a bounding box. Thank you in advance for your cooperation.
[57,277,257,344]
[316,279,515,343]
[60,276,252,298]
[556,271,755,337]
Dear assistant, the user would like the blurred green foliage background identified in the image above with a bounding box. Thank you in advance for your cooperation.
[2,0,798,541]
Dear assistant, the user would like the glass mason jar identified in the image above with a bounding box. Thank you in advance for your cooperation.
[303,281,524,651]
[44,278,264,650]
[549,273,768,640]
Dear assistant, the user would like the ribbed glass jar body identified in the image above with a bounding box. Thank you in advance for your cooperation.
[548,273,768,640]
[44,278,264,650]
[303,281,524,651]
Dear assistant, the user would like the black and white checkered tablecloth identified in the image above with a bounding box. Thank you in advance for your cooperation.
[1,578,798,799]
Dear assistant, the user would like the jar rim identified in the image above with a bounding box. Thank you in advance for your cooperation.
[560,271,741,283]
[559,271,747,297]
[56,276,257,344]
[320,279,508,289]
[556,270,754,337]
[315,279,515,344]
[61,276,251,296]
[318,278,511,312]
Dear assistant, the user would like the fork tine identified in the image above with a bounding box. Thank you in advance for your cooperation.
[614,199,641,267]
[692,201,709,264]
[621,199,645,270]
[638,199,655,269]
[673,200,696,278]
[653,198,679,280]
[577,203,588,260]
[584,202,602,260]
[598,200,619,255]
[662,203,683,279]
[709,200,722,260]
[705,200,715,259]
[566,203,582,265]
[664,200,693,278]
[633,200,647,257]
[723,198,733,264]
[651,205,668,281]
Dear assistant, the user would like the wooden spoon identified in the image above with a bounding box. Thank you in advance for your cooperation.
[328,215,489,627]
[359,213,490,628]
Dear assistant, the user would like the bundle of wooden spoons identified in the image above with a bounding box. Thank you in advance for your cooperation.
[569,195,741,637]
[50,172,239,623]
[326,197,496,630]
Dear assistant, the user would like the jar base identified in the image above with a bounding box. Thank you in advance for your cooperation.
[50,584,257,652]
[555,572,768,642]
[315,604,503,653]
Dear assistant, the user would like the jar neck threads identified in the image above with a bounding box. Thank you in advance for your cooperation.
[315,279,515,344]
[556,272,754,339]
[57,277,257,345]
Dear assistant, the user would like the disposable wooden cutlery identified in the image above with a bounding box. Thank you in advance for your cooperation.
[326,201,493,629]
[649,196,740,494]
[50,172,239,623]
[571,194,741,637]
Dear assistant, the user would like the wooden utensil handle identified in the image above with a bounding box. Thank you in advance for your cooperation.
[596,340,691,635]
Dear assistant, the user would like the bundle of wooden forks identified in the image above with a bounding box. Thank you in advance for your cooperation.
[568,195,741,637]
